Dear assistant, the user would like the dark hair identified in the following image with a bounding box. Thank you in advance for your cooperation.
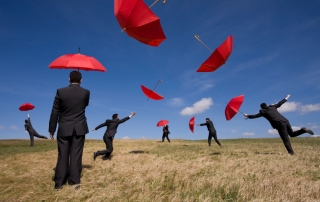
[25,119,28,123]
[260,103,267,109]
[206,118,210,121]
[69,71,82,83]
[112,114,118,119]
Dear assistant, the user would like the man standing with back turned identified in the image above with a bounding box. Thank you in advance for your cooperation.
[49,71,90,189]
[244,94,314,155]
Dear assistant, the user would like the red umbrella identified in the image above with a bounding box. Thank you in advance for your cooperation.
[157,120,168,127]
[195,35,234,72]
[19,103,35,111]
[114,0,166,47]
[189,116,195,133]
[49,49,106,72]
[141,85,164,100]
[225,95,244,121]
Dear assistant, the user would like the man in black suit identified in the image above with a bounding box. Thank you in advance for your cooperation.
[49,71,90,189]
[197,118,221,147]
[162,124,170,142]
[93,112,136,160]
[244,94,314,155]
[25,114,48,146]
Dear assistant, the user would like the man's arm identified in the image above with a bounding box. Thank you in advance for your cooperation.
[119,112,136,124]
[274,94,290,108]
[49,90,61,140]
[244,113,262,119]
[93,122,107,131]
[197,123,207,126]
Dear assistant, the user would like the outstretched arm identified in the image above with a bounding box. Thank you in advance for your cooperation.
[274,94,290,108]
[244,113,262,119]
[197,123,208,126]
[119,112,136,124]
[93,122,107,131]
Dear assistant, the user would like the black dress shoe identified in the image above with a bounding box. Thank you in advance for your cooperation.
[102,156,110,160]
[54,185,62,190]
[93,152,98,161]
[302,127,314,135]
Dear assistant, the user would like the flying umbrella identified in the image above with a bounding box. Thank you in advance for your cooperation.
[141,79,164,100]
[114,0,167,47]
[195,35,234,72]
[189,116,195,133]
[49,48,106,72]
[19,103,35,111]
[225,95,244,121]
[157,120,168,127]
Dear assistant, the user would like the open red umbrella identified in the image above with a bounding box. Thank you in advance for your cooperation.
[195,35,234,72]
[141,85,164,100]
[225,95,244,121]
[114,0,166,47]
[49,48,106,72]
[189,116,195,133]
[19,103,35,111]
[157,120,168,127]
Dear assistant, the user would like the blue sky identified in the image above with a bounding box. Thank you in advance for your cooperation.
[0,0,320,140]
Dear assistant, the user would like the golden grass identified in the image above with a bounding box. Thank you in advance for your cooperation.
[1,138,320,201]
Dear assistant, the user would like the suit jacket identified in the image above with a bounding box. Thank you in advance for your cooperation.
[200,120,216,133]
[162,125,170,134]
[49,84,90,137]
[95,116,130,137]
[247,98,288,129]
[25,117,35,133]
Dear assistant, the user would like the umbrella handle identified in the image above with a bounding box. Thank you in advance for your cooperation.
[147,79,162,101]
[194,34,213,52]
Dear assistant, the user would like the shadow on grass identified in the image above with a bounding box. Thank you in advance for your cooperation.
[211,152,221,155]
[255,152,279,155]
[182,145,189,147]
[129,150,148,154]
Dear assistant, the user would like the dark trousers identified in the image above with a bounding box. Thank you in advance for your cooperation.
[277,121,306,154]
[96,135,114,157]
[29,132,47,146]
[54,134,85,188]
[162,132,170,142]
[208,131,221,146]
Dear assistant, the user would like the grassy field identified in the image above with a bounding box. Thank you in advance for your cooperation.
[0,138,320,202]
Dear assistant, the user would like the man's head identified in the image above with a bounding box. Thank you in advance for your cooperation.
[25,119,29,123]
[112,114,119,119]
[69,71,82,83]
[206,118,210,122]
[260,103,268,109]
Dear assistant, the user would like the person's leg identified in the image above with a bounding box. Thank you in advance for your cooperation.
[165,132,170,142]
[33,131,48,139]
[207,132,213,146]
[162,132,165,142]
[68,134,85,185]
[212,131,221,146]
[54,136,71,188]
[95,135,111,156]
[286,122,313,137]
[103,137,113,159]
[29,133,34,147]
[277,123,294,155]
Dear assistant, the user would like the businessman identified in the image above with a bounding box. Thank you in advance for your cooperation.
[49,71,90,189]
[197,118,221,147]
[93,112,136,161]
[244,94,314,155]
[25,114,48,146]
[162,124,170,142]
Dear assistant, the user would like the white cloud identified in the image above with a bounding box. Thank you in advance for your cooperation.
[10,125,18,130]
[0,125,3,130]
[231,130,236,133]
[292,126,301,131]
[243,132,255,136]
[122,136,130,139]
[278,102,300,113]
[168,98,184,107]
[311,125,319,129]
[268,129,278,135]
[180,97,213,116]
[300,104,320,113]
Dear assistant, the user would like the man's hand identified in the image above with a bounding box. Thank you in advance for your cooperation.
[244,114,248,117]
[50,133,55,141]
[131,112,136,117]
[25,131,28,133]
[28,114,30,118]
[285,94,291,99]
[196,124,200,126]
[92,129,96,131]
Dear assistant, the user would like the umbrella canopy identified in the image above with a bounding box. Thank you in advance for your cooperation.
[141,85,164,100]
[49,53,107,72]
[197,36,233,72]
[19,103,35,111]
[225,95,244,121]
[189,116,195,133]
[157,120,168,127]
[114,0,166,47]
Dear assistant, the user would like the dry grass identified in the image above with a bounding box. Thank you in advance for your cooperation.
[1,138,320,201]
